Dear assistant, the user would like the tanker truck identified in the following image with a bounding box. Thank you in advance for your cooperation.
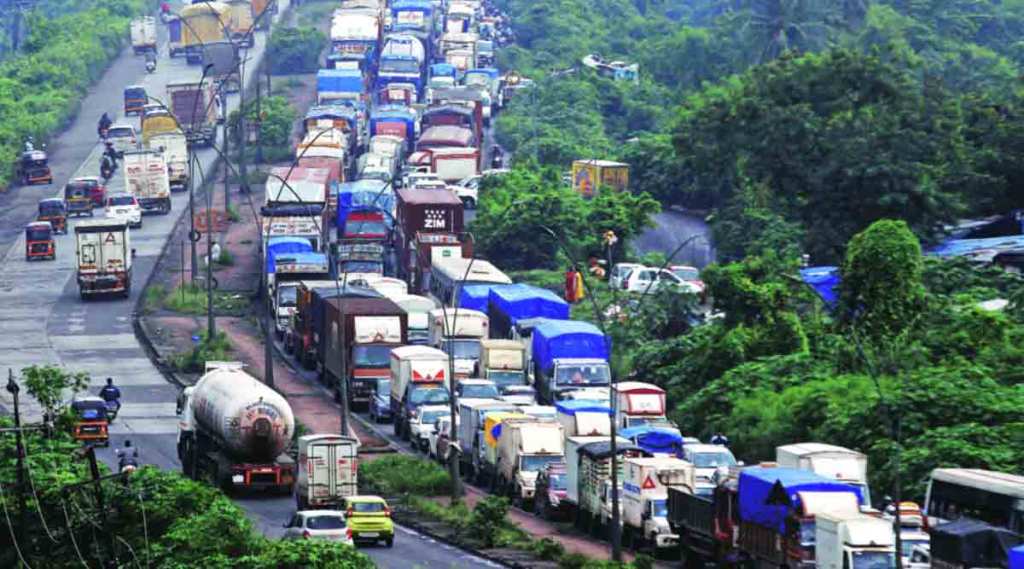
[176,362,296,493]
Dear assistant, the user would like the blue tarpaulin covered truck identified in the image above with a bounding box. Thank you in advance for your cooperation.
[531,320,610,404]
[487,283,569,339]
[317,68,364,104]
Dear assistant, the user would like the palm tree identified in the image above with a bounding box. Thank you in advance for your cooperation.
[741,0,842,62]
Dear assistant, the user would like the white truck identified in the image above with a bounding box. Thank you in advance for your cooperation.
[556,399,611,438]
[457,399,518,481]
[265,166,329,207]
[622,457,694,551]
[613,381,669,429]
[776,443,872,505]
[130,16,157,54]
[389,346,450,440]
[480,339,528,393]
[496,419,565,506]
[146,131,189,191]
[295,434,359,510]
[815,510,896,569]
[75,219,132,299]
[388,293,436,345]
[123,150,172,214]
[429,307,489,378]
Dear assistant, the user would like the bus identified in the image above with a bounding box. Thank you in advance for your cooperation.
[924,468,1024,534]
[430,256,511,307]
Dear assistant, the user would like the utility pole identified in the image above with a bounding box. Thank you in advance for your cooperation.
[603,230,621,562]
[188,153,198,283]
[206,161,216,340]
[222,84,230,213]
[6,371,27,547]
[85,446,116,566]
[254,68,263,164]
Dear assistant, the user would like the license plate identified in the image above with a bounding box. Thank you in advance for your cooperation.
[232,475,244,484]
[359,532,378,538]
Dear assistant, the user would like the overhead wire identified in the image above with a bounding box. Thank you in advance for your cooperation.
[59,498,89,569]
[0,483,33,569]
[21,439,58,544]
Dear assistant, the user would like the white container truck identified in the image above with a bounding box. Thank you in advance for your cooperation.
[479,339,527,393]
[389,345,450,439]
[176,362,296,492]
[556,399,611,437]
[295,434,359,510]
[123,149,172,214]
[621,457,694,551]
[429,307,489,378]
[815,510,896,569]
[776,443,871,505]
[496,419,565,505]
[130,16,157,54]
[388,293,437,344]
[146,131,189,191]
[613,381,668,429]
[75,219,132,299]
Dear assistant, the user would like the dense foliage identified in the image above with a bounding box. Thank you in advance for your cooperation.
[267,26,325,74]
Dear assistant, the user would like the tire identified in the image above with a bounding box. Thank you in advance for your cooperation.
[385,537,394,548]
[393,418,401,437]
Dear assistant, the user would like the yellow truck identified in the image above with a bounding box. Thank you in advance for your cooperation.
[252,0,274,30]
[571,159,630,198]
[226,0,255,47]
[180,2,231,64]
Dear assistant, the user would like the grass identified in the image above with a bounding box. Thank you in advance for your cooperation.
[358,455,451,496]
[169,329,233,373]
[214,249,235,267]
[142,283,167,314]
[164,283,250,315]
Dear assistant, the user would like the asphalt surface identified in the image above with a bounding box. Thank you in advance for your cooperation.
[0,7,499,567]
[634,209,715,268]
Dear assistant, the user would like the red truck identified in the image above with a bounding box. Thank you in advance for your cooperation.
[394,188,464,289]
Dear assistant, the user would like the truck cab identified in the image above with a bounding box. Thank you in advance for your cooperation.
[815,510,896,569]
[681,444,737,496]
[545,358,612,402]
[429,307,488,377]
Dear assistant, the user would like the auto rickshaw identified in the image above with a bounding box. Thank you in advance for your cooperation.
[70,396,110,446]
[64,181,95,218]
[37,198,67,234]
[25,221,55,261]
[124,84,148,116]
[14,149,53,185]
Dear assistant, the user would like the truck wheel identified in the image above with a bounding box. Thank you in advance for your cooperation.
[393,418,401,437]
[385,537,394,548]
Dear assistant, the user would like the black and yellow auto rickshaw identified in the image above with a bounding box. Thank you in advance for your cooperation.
[37,198,67,234]
[70,396,110,446]
[14,149,53,185]
[124,85,148,116]
[25,221,55,261]
[64,180,95,218]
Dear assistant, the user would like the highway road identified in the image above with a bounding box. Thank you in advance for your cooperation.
[0,6,501,567]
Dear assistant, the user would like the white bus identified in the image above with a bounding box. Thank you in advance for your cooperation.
[924,468,1024,534]
[430,256,511,307]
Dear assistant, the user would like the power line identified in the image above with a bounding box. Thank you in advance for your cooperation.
[58,498,89,569]
[0,483,33,569]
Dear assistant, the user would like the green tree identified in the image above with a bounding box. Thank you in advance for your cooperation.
[267,26,325,74]
[21,364,89,420]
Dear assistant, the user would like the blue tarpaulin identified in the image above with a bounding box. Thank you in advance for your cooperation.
[431,63,456,78]
[369,105,417,144]
[619,426,683,456]
[488,283,569,325]
[337,180,395,230]
[799,266,840,307]
[272,252,327,273]
[304,104,358,132]
[1010,545,1024,569]
[317,69,363,96]
[531,320,609,374]
[459,284,504,311]
[555,399,611,416]
[928,235,1024,258]
[738,467,863,533]
[266,237,313,273]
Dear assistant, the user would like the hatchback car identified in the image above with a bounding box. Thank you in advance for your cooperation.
[669,264,706,294]
[282,510,354,544]
[106,124,138,157]
[408,405,450,453]
[609,262,642,290]
[345,496,395,547]
[623,267,701,295]
[105,193,142,229]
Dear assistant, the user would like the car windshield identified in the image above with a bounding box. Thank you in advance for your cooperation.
[375,378,390,395]
[108,196,136,206]
[344,220,389,237]
[692,451,736,469]
[352,345,392,367]
[521,455,562,472]
[306,515,345,530]
[351,501,385,513]
[409,387,450,405]
[109,127,133,138]
[461,384,499,399]
[547,473,567,490]
[491,371,525,388]
[420,410,449,424]
[672,267,700,280]
[851,551,896,569]
[554,364,611,387]
[442,339,481,360]
[277,286,298,307]
[651,500,668,518]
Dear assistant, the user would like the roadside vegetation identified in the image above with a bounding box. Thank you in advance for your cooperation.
[169,328,234,373]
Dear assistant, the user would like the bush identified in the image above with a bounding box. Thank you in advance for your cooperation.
[466,496,511,548]
[267,26,325,74]
[170,329,233,373]
[229,95,296,149]
[164,283,250,315]
[358,455,451,495]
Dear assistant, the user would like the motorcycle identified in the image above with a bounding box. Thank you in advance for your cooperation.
[104,399,120,422]
[100,155,116,182]
[145,58,156,74]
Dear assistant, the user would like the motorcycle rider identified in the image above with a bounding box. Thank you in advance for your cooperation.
[116,439,139,472]
[97,112,112,138]
[145,51,157,73]
[710,432,730,447]
[99,377,121,409]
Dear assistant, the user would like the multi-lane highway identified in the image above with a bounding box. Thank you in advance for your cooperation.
[0,7,501,567]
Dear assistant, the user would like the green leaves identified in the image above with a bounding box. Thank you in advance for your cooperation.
[266,26,326,74]
[21,365,89,419]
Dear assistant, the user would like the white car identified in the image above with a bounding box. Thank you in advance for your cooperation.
[282,510,354,544]
[450,169,509,209]
[681,444,737,496]
[609,262,642,290]
[408,405,450,453]
[106,123,138,157]
[623,267,701,295]
[669,265,706,294]
[499,385,537,406]
[105,193,142,229]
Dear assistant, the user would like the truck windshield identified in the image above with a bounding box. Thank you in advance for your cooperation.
[277,286,298,307]
[344,220,389,237]
[547,473,567,491]
[490,371,525,388]
[651,500,668,519]
[521,455,562,472]
[442,339,481,360]
[692,452,736,469]
[800,521,816,547]
[383,59,420,73]
[409,387,450,405]
[554,364,610,387]
[900,538,928,559]
[851,551,896,569]
[420,410,449,424]
[460,384,499,399]
[353,345,392,367]
[374,378,390,395]
[340,260,384,274]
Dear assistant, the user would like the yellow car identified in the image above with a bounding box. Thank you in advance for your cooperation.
[345,495,395,547]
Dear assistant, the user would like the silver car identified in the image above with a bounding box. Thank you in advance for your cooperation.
[282,510,354,544]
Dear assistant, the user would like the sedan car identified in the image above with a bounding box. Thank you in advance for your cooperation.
[282,510,354,544]
[345,495,395,547]
[408,405,450,453]
[105,193,142,229]
[368,378,392,423]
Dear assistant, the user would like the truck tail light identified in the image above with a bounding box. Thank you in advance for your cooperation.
[346,528,353,540]
[346,508,354,517]
[384,507,391,517]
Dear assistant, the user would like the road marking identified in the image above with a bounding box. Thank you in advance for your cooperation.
[50,333,142,351]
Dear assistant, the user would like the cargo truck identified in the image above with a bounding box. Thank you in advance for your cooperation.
[776,443,872,506]
[930,518,1020,569]
[130,17,157,54]
[479,411,528,487]
[621,457,694,551]
[265,166,330,207]
[123,150,171,214]
[167,81,217,146]
[428,307,488,378]
[576,439,648,535]
[531,320,611,404]
[294,284,379,367]
[390,345,450,440]
[180,2,231,64]
[479,339,527,393]
[261,205,327,253]
[572,159,630,198]
[176,362,296,492]
[145,130,188,191]
[496,419,565,507]
[395,188,464,284]
[167,16,184,57]
[295,434,359,510]
[317,68,365,105]
[457,399,518,481]
[555,399,611,438]
[318,294,408,407]
[406,147,480,183]
[75,220,132,299]
[388,293,436,345]
[487,283,569,340]
[613,382,669,429]
[225,0,255,47]
[815,510,896,569]
[276,279,335,342]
